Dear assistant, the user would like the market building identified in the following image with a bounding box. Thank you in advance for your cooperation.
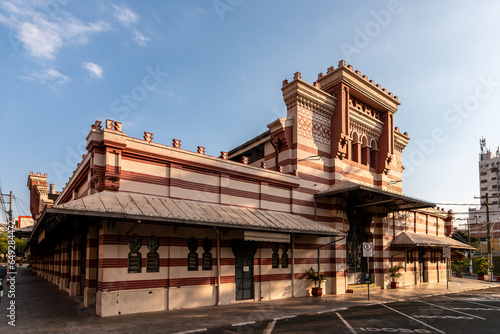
[25,61,471,317]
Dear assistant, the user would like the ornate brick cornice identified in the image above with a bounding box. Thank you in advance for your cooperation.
[349,109,383,142]
[282,79,336,118]
[394,131,409,152]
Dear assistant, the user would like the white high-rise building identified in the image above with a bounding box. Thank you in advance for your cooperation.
[468,138,500,254]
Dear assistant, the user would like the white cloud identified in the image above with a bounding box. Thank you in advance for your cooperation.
[132,28,150,46]
[21,67,70,86]
[110,3,150,46]
[0,1,110,61]
[83,62,104,78]
[112,3,139,27]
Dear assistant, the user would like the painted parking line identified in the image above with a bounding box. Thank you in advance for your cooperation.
[443,295,500,309]
[335,312,358,334]
[417,300,487,320]
[263,315,297,334]
[231,321,255,327]
[172,329,208,334]
[379,303,445,334]
[317,307,348,314]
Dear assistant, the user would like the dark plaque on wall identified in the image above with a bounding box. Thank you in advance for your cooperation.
[128,252,142,273]
[147,252,159,272]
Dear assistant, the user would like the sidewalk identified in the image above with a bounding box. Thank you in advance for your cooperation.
[1,267,499,334]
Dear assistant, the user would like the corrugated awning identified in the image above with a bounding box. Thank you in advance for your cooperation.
[315,181,435,212]
[41,191,344,237]
[391,231,474,249]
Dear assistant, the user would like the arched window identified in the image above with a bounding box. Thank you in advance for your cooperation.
[128,234,142,273]
[202,238,213,271]
[351,132,360,163]
[281,243,289,268]
[272,243,280,268]
[187,237,198,271]
[146,235,159,272]
[370,139,378,169]
[361,136,369,165]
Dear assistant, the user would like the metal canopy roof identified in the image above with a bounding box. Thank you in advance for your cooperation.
[391,231,474,249]
[315,181,435,212]
[41,191,344,236]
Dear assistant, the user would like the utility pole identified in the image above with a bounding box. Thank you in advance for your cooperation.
[484,193,493,282]
[0,190,13,222]
[467,217,473,274]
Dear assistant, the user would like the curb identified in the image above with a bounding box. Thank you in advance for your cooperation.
[172,284,500,334]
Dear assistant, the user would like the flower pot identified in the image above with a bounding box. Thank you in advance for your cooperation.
[455,272,463,278]
[311,287,323,297]
[477,274,488,280]
[390,281,399,289]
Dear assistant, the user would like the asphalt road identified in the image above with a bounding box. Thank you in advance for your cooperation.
[205,287,500,334]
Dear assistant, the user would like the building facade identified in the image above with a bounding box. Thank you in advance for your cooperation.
[25,61,470,317]
[468,138,500,254]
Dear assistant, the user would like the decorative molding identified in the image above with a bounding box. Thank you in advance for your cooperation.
[349,96,381,121]
[349,115,382,143]
[197,146,205,155]
[172,139,181,148]
[297,106,331,146]
[143,132,153,143]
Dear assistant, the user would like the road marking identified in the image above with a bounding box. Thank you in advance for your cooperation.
[317,307,347,314]
[418,300,486,320]
[335,312,357,334]
[443,295,500,309]
[263,315,296,334]
[273,315,296,321]
[231,321,255,326]
[379,303,445,334]
[172,329,207,334]
[264,320,277,334]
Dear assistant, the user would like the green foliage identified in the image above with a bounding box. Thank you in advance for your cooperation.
[15,238,27,257]
[388,265,404,282]
[475,257,489,275]
[451,259,469,272]
[0,234,27,259]
[300,267,327,288]
[0,233,7,256]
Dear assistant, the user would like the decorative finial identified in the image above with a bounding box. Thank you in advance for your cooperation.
[144,132,153,143]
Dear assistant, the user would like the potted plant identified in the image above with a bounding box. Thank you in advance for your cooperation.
[452,260,464,278]
[388,265,404,289]
[476,257,489,280]
[301,267,327,297]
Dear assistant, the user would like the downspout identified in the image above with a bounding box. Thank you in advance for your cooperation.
[214,227,221,306]
[291,234,295,297]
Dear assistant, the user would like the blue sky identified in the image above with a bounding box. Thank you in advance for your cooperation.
[1,0,500,222]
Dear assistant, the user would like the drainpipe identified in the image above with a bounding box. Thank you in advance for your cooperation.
[291,234,295,297]
[214,227,221,306]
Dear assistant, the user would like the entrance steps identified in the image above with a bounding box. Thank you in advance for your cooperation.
[346,283,381,294]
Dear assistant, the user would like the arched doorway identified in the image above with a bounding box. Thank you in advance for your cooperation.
[345,193,372,284]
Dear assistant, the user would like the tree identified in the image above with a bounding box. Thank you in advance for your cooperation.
[451,230,478,248]
[0,233,7,259]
